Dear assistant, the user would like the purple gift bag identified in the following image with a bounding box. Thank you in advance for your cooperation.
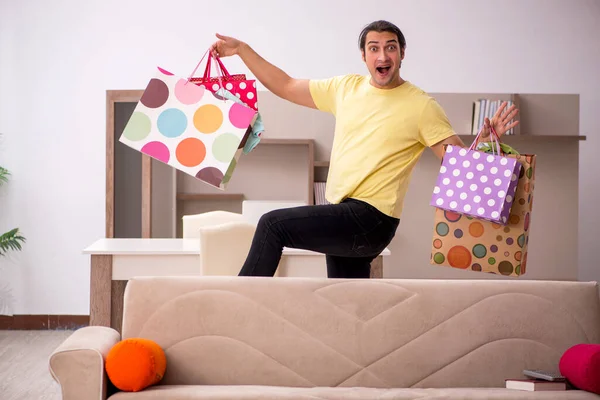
[430,128,521,225]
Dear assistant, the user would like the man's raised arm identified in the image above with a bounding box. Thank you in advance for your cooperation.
[211,33,316,109]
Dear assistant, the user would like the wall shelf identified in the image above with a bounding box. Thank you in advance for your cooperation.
[260,138,314,146]
[458,134,586,141]
[176,193,245,201]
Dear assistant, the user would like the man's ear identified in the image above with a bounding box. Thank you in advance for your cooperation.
[361,49,365,62]
[400,47,405,60]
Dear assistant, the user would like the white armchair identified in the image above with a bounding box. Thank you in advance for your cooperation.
[197,221,257,276]
[183,205,305,277]
[182,210,247,239]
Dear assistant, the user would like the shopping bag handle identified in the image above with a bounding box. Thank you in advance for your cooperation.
[186,49,227,94]
[186,49,210,85]
[185,49,227,100]
[210,54,226,92]
[469,123,503,156]
[203,52,232,80]
[212,55,229,86]
[186,49,227,82]
[215,55,232,78]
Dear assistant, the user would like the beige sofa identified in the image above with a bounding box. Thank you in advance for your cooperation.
[49,276,600,399]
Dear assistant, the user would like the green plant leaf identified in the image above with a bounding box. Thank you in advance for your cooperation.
[0,166,9,185]
[0,228,26,256]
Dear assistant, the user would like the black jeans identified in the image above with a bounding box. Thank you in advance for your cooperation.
[238,198,399,278]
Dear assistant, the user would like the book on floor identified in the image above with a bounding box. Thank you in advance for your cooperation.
[505,379,566,391]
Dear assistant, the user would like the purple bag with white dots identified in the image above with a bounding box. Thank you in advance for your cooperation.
[430,129,521,225]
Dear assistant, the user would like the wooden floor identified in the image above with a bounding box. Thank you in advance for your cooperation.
[0,330,72,400]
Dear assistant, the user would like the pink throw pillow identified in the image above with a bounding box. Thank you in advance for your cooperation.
[559,343,600,394]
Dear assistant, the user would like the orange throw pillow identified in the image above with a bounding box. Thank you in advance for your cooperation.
[105,338,167,392]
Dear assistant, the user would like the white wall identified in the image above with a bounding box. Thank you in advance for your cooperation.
[0,0,598,315]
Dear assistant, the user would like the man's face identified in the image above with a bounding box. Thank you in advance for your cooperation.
[361,31,404,89]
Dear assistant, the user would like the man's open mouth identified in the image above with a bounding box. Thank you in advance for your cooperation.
[376,66,391,75]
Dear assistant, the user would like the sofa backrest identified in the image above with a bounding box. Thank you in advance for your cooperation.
[121,276,600,388]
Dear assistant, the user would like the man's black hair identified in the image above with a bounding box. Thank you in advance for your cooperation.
[358,20,406,51]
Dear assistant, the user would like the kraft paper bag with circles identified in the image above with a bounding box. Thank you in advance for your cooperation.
[119,51,258,190]
[430,139,536,277]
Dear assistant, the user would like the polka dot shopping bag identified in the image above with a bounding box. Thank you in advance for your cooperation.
[118,52,258,190]
[429,129,536,276]
[189,52,258,111]
[429,127,521,225]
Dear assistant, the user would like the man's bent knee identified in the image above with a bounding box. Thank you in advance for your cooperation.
[257,210,277,229]
[257,208,294,228]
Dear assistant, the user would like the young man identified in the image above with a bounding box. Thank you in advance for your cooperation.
[210,20,519,279]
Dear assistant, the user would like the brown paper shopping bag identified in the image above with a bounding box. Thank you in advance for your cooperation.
[430,153,536,276]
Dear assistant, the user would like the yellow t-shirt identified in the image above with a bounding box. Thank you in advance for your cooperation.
[309,74,455,219]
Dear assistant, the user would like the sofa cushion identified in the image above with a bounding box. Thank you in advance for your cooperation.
[560,343,600,394]
[106,338,167,392]
[108,385,600,399]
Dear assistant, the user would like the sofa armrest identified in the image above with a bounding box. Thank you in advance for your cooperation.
[49,326,120,400]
